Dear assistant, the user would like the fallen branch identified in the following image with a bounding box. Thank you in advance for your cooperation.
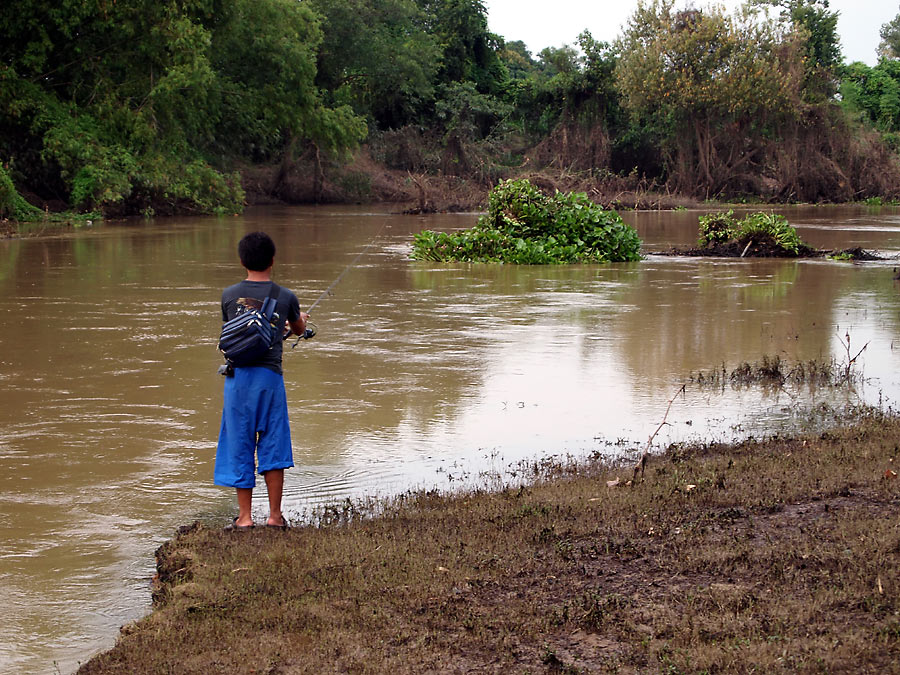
[632,384,687,484]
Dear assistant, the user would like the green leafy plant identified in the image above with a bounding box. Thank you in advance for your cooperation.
[0,164,41,220]
[697,210,737,247]
[736,212,805,255]
[697,210,809,256]
[411,178,642,264]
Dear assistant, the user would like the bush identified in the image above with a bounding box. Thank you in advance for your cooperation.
[411,178,642,264]
[0,165,41,220]
[698,209,737,247]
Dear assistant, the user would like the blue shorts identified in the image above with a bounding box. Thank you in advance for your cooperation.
[215,366,294,489]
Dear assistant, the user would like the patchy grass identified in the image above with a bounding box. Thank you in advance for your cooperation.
[80,412,900,674]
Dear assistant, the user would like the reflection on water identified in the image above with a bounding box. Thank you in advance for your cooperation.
[1,205,900,672]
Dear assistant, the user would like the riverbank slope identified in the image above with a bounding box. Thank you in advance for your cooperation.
[80,413,900,673]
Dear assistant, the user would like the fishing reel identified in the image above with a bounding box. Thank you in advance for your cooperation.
[289,321,317,349]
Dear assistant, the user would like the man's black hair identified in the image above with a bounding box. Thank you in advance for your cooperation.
[238,231,276,271]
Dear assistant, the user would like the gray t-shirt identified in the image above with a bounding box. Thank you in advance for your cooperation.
[221,280,301,374]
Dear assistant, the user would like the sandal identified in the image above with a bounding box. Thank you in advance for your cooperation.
[265,516,289,530]
[224,517,255,532]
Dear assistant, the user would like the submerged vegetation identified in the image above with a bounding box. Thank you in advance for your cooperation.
[4,1,900,216]
[411,178,642,263]
[80,410,900,673]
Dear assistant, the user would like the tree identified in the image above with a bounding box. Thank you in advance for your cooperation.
[0,0,367,213]
[308,0,440,129]
[0,0,226,210]
[879,9,900,60]
[499,40,537,82]
[840,60,900,133]
[753,0,841,99]
[616,0,803,196]
[512,32,625,172]
[417,0,509,97]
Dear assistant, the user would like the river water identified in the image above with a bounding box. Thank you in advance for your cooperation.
[2,204,900,672]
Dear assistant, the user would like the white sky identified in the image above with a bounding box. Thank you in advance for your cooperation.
[482,0,898,66]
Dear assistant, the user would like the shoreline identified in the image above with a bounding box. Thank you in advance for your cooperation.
[79,411,900,673]
[8,157,900,241]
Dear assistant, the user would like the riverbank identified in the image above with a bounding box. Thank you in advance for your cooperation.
[239,156,704,214]
[79,411,900,673]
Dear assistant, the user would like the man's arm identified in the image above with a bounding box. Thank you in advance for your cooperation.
[285,312,309,338]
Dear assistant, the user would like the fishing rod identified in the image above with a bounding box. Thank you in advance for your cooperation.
[288,220,390,349]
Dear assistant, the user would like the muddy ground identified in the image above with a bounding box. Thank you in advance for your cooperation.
[654,234,886,260]
[80,412,900,674]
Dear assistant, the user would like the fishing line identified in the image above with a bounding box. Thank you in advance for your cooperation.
[290,220,391,348]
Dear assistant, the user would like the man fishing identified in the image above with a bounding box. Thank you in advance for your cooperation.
[215,231,308,530]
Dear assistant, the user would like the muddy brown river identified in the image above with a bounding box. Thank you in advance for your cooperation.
[2,205,900,672]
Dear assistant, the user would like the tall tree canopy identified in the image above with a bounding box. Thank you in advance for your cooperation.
[615,0,803,196]
[308,0,440,129]
[754,0,841,99]
[0,0,366,214]
[879,7,900,60]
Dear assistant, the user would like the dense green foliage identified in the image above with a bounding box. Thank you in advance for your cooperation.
[698,210,808,255]
[3,0,900,217]
[411,178,642,263]
[0,165,41,220]
[615,1,804,197]
[841,60,900,147]
[0,0,364,216]
[880,10,900,60]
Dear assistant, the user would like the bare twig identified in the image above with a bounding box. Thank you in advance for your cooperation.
[632,384,687,484]
[407,171,428,212]
[836,329,869,382]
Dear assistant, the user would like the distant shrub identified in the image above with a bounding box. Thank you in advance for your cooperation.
[0,165,41,220]
[411,178,642,264]
[698,210,737,247]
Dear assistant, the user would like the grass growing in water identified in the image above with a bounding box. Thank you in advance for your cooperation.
[81,410,900,674]
[688,355,863,388]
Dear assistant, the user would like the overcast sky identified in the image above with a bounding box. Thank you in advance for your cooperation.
[482,1,898,66]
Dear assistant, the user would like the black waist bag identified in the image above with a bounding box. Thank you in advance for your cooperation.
[218,282,281,366]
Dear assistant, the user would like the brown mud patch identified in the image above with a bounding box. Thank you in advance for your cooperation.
[80,413,900,674]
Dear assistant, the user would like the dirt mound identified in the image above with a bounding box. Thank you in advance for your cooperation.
[669,233,817,258]
[660,236,884,260]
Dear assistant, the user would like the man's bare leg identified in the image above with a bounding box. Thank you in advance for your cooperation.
[235,487,254,527]
[263,469,286,527]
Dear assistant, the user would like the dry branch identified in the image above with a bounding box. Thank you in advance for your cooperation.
[632,384,687,483]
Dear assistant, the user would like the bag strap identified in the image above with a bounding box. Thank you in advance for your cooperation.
[261,282,281,321]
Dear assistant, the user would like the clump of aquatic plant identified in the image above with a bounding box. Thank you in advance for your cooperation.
[697,209,737,247]
[736,212,806,255]
[697,210,810,256]
[411,178,642,264]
